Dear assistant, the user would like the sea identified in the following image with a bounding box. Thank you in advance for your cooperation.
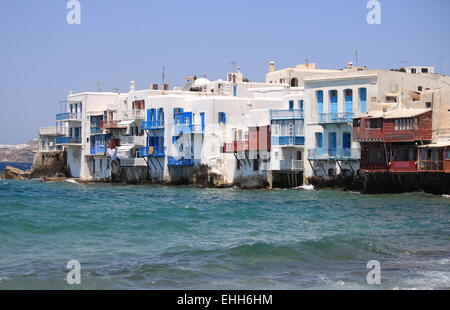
[0,178,449,290]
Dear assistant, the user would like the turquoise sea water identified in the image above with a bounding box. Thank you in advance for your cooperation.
[0,180,449,290]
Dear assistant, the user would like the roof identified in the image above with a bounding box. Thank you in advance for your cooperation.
[356,109,431,119]
[383,109,431,119]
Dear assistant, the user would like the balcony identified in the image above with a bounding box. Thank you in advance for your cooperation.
[223,141,249,153]
[167,157,196,166]
[139,146,165,157]
[418,160,444,172]
[100,121,126,129]
[271,136,304,146]
[90,127,103,135]
[318,113,354,124]
[55,136,81,145]
[119,158,147,167]
[173,124,204,135]
[90,145,106,156]
[390,161,417,172]
[39,127,64,136]
[272,160,304,171]
[308,148,360,160]
[56,112,81,121]
[270,109,304,120]
[120,135,146,146]
[142,120,165,130]
[121,109,145,120]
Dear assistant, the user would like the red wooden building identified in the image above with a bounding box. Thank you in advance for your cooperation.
[353,109,433,173]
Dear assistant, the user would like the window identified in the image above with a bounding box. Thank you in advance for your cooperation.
[253,159,259,171]
[446,150,450,160]
[296,151,302,160]
[298,100,304,110]
[426,102,432,108]
[315,133,323,148]
[316,90,324,114]
[353,118,361,127]
[368,118,382,129]
[288,100,294,110]
[290,78,298,87]
[418,86,423,91]
[218,112,227,124]
[422,68,428,73]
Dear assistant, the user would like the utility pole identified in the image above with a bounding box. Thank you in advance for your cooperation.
[162,66,165,84]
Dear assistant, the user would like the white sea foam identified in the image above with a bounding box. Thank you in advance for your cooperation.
[64,179,79,184]
[442,194,450,199]
[296,185,315,191]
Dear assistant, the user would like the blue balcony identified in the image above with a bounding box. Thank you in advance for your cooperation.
[90,145,106,155]
[308,148,360,160]
[138,146,165,157]
[142,120,165,130]
[56,112,81,121]
[272,136,305,146]
[55,136,81,145]
[167,157,196,166]
[90,127,103,134]
[270,109,304,120]
[318,113,354,124]
[173,124,204,135]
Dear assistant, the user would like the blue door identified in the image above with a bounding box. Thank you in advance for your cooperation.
[200,113,205,131]
[343,132,351,149]
[360,88,367,113]
[330,90,338,121]
[345,89,353,113]
[329,132,337,157]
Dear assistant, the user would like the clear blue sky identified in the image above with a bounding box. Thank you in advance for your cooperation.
[0,0,449,144]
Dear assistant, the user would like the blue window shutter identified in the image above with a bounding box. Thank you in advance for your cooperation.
[316,91,324,114]
[316,133,323,148]
[360,88,367,113]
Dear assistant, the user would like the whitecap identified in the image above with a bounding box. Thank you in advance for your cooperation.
[295,185,315,191]
[442,194,450,199]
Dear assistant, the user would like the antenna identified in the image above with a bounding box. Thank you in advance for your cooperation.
[97,82,101,92]
[229,60,236,73]
[162,66,165,84]
[353,49,359,66]
[440,56,444,75]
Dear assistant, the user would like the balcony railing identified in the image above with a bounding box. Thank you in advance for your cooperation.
[142,120,165,130]
[308,148,360,160]
[167,157,196,166]
[223,141,249,153]
[120,135,146,146]
[39,127,64,136]
[173,124,204,135]
[55,136,81,145]
[100,121,126,129]
[270,109,304,120]
[121,109,145,120]
[271,136,304,146]
[90,127,103,135]
[119,158,147,167]
[139,146,165,157]
[279,160,304,171]
[418,160,444,172]
[90,145,106,155]
[318,113,354,124]
[56,112,82,121]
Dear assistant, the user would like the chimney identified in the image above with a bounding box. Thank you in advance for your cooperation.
[269,61,275,73]
[130,80,136,92]
[162,84,169,91]
[152,84,159,90]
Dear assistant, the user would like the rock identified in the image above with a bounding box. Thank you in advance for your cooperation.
[30,151,67,178]
[0,166,32,180]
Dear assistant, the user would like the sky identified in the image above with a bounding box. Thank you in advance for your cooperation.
[0,0,449,144]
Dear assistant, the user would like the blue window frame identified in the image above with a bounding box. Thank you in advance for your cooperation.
[289,100,294,110]
[343,132,351,149]
[329,90,338,114]
[218,112,227,124]
[316,91,324,114]
[344,89,353,113]
[299,100,304,110]
[315,132,323,148]
[359,88,367,113]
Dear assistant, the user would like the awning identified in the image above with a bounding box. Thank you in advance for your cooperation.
[117,145,135,152]
[118,120,136,127]
[418,143,450,149]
